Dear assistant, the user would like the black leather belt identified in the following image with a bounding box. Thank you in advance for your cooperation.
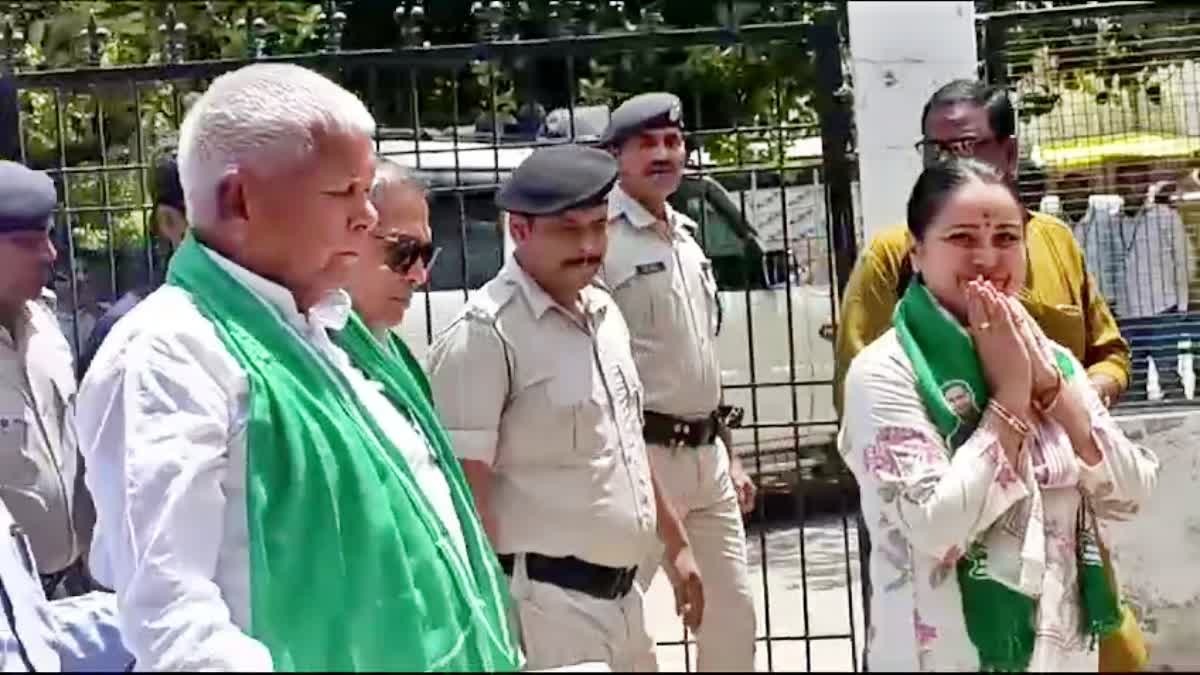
[40,556,96,600]
[643,406,743,448]
[498,553,637,601]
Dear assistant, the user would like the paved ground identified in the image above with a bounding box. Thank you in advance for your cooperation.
[643,515,866,672]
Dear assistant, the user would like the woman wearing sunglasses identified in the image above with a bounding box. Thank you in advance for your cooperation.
[345,157,439,349]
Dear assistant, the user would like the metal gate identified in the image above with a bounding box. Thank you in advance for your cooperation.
[978,0,1200,410]
[0,2,862,670]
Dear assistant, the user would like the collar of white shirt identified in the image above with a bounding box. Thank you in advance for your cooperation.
[0,302,33,351]
[608,182,680,231]
[500,257,607,323]
[202,245,353,335]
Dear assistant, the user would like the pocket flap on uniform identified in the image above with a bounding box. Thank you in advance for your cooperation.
[546,364,595,408]
[603,224,672,289]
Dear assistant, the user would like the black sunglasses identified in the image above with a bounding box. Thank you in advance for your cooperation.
[375,234,439,274]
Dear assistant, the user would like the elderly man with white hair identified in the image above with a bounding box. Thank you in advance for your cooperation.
[76,63,521,672]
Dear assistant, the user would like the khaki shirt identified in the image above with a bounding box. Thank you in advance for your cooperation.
[428,259,657,569]
[601,184,722,419]
[0,291,82,574]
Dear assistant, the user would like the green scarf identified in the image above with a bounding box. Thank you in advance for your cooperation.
[380,330,431,398]
[893,281,1120,671]
[166,236,521,672]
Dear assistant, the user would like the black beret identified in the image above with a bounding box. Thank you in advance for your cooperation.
[600,92,684,147]
[0,160,56,233]
[153,151,185,213]
[496,145,618,216]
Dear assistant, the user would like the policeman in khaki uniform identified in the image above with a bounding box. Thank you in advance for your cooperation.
[428,145,704,672]
[0,162,93,600]
[599,93,757,672]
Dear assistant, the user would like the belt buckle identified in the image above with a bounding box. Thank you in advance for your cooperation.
[718,405,745,429]
[673,422,689,449]
[609,566,635,599]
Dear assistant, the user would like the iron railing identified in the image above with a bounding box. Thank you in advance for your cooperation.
[0,1,863,671]
[979,0,1200,408]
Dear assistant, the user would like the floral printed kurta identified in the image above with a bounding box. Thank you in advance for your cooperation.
[840,329,1159,672]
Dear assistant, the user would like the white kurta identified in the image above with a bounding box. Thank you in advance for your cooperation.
[76,247,468,671]
[840,329,1159,672]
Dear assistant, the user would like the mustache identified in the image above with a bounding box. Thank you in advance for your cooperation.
[563,256,602,268]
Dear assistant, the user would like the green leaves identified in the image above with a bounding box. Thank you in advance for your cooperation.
[11,2,322,256]
[8,0,834,256]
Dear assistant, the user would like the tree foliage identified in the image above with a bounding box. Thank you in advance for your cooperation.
[5,1,330,249]
[1,0,827,252]
[984,0,1200,123]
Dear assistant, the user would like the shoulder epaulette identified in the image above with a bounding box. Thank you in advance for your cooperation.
[463,277,519,324]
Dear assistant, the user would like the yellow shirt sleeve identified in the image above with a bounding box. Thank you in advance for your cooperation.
[1028,214,1132,392]
[833,226,910,416]
[1079,256,1132,391]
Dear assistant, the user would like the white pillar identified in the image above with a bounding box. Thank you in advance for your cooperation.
[847,1,979,239]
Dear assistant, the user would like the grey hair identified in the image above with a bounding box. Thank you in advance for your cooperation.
[370,156,427,202]
[178,63,376,231]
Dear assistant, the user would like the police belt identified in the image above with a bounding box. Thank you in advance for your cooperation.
[643,406,743,448]
[498,553,636,601]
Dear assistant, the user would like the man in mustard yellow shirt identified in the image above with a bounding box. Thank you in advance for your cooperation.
[834,80,1130,414]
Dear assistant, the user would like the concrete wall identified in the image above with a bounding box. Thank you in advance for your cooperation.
[1108,409,1200,670]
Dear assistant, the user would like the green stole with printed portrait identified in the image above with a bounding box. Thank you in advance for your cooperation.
[892,280,1120,671]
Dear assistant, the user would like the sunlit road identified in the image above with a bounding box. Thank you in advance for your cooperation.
[643,516,866,672]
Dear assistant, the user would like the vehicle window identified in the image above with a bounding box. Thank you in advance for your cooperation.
[671,176,765,291]
[424,175,770,293]
[426,190,505,291]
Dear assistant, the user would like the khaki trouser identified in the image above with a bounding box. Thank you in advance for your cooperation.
[635,440,757,671]
[509,554,655,672]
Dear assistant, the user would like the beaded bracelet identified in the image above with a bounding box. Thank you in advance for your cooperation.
[987,399,1032,437]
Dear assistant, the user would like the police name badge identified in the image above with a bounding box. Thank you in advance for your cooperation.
[636,261,667,275]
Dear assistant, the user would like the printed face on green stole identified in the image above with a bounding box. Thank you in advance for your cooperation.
[942,380,979,446]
